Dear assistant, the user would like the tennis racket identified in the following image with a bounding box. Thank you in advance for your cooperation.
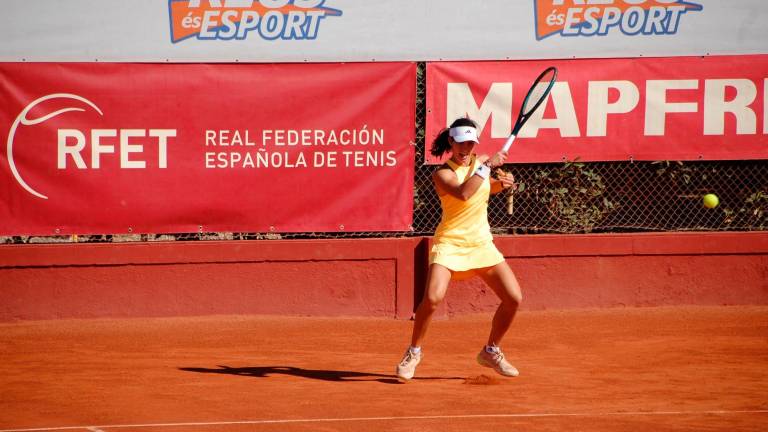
[501,66,558,214]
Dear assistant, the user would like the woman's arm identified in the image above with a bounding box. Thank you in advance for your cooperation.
[433,166,485,201]
[434,152,508,200]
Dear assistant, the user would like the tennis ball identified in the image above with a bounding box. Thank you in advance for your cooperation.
[702,193,719,209]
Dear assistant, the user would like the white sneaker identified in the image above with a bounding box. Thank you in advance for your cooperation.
[477,346,519,377]
[396,348,422,381]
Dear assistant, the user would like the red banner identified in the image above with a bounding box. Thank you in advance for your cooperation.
[426,55,768,164]
[0,63,415,235]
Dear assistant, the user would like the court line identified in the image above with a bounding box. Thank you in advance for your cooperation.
[3,410,767,432]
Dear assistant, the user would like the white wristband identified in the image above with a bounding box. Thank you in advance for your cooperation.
[474,164,491,179]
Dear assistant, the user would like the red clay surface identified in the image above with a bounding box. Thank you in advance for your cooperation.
[1,306,766,431]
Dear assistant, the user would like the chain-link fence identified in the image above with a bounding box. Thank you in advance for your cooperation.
[415,159,768,235]
[2,63,766,244]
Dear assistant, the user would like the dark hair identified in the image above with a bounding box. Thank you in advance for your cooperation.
[430,117,478,158]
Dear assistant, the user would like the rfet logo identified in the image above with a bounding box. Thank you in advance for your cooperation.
[534,0,703,40]
[168,0,342,43]
[7,94,176,200]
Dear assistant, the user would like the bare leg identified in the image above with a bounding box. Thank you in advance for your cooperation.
[478,261,522,346]
[410,264,452,347]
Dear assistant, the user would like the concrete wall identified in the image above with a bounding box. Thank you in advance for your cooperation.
[444,232,768,317]
[1,233,766,321]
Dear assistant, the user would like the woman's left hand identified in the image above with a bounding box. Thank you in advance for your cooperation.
[495,169,516,190]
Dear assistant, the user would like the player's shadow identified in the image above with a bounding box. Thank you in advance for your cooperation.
[179,365,462,384]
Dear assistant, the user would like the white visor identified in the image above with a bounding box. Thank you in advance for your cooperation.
[449,126,479,143]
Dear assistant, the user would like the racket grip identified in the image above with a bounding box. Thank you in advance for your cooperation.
[501,134,516,153]
[507,190,514,214]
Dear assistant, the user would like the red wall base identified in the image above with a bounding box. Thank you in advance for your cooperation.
[0,239,419,321]
[1,233,766,321]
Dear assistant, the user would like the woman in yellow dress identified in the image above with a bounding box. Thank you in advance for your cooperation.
[397,117,522,381]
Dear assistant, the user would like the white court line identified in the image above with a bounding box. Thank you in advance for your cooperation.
[2,410,767,432]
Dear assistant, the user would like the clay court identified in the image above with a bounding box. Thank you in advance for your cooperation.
[1,306,766,432]
[2,2,768,432]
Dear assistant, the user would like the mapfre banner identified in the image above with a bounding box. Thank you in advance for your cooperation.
[0,63,415,235]
[426,55,768,164]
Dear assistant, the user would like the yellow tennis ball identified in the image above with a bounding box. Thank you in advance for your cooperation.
[703,193,719,209]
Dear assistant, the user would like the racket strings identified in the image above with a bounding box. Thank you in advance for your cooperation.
[522,83,551,114]
[522,71,556,115]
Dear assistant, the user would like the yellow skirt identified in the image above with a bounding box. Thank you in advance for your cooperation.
[429,241,505,280]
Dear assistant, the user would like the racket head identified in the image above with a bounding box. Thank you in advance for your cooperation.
[504,66,558,152]
[520,66,557,116]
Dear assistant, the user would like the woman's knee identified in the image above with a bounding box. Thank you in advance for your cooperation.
[507,290,523,307]
[421,292,446,311]
[420,264,451,312]
[499,285,522,308]
[483,265,522,307]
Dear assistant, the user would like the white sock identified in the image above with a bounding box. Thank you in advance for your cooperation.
[485,345,500,354]
[409,345,421,354]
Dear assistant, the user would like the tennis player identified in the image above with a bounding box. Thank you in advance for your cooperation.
[397,117,521,381]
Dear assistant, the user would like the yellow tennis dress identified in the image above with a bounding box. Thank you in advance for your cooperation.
[430,156,505,280]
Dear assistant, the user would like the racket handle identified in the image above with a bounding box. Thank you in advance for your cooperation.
[507,190,514,214]
[501,134,516,153]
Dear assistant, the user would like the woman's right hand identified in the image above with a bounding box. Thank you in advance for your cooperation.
[485,151,508,168]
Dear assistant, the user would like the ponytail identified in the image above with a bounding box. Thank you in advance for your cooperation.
[430,128,452,158]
